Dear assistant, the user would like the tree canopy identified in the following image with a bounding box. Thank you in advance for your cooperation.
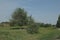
[10,8,28,26]
[56,15,60,28]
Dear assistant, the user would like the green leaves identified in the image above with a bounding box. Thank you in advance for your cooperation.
[27,24,39,34]
[56,15,60,28]
[10,8,28,26]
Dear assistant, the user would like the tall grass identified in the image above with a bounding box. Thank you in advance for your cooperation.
[0,27,60,40]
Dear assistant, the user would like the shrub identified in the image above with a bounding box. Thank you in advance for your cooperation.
[27,24,39,34]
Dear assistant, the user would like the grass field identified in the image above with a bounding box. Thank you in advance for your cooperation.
[0,27,60,40]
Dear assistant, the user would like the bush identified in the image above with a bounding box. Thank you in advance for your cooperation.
[27,24,39,34]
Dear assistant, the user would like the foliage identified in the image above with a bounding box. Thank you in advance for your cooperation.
[27,23,39,34]
[27,15,34,25]
[10,8,28,26]
[40,23,45,27]
[0,27,60,40]
[25,15,39,34]
[38,23,52,27]
[44,24,52,27]
[56,15,60,28]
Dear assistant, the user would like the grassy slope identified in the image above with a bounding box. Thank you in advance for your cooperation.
[0,27,60,40]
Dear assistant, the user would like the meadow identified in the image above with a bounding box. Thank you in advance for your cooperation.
[0,27,60,40]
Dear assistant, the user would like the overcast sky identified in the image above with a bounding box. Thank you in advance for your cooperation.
[0,0,60,24]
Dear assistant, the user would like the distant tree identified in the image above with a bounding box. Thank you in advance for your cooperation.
[40,23,45,27]
[35,23,41,27]
[10,8,28,26]
[56,15,60,28]
[52,25,56,27]
[44,24,51,27]
[39,23,52,27]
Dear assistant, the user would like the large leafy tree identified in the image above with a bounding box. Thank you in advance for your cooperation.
[10,8,39,34]
[10,8,28,26]
[56,15,60,28]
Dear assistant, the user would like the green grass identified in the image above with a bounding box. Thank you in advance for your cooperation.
[38,27,60,40]
[0,27,60,40]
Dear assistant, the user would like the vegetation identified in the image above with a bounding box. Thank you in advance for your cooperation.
[56,15,60,28]
[10,8,28,26]
[0,27,60,40]
[27,23,39,34]
[0,8,60,40]
[9,8,39,34]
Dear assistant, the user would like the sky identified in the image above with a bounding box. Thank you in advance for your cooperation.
[0,0,60,24]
